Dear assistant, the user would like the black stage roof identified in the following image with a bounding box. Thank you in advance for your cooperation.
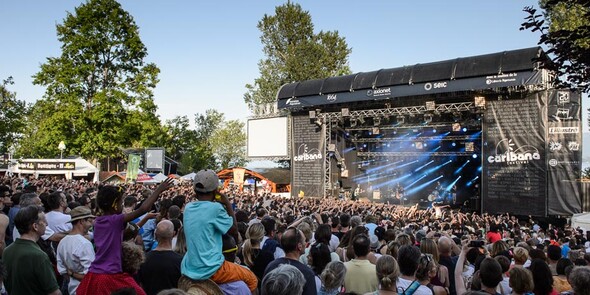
[277,47,549,109]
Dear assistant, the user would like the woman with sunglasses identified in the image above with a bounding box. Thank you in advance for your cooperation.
[415,253,449,295]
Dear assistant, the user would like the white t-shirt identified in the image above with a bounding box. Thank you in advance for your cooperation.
[397,277,434,295]
[46,210,73,233]
[56,234,95,295]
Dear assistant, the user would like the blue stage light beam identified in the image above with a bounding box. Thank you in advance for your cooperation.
[424,159,452,175]
[406,175,444,195]
[414,160,434,172]
[454,160,470,175]
[405,174,428,189]
[466,175,479,187]
[445,176,462,191]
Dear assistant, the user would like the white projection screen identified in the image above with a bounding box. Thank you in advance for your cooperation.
[247,117,288,158]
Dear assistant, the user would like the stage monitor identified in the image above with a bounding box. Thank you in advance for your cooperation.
[145,148,165,171]
[247,117,289,158]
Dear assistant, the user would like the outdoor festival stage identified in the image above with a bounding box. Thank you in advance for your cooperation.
[255,47,584,217]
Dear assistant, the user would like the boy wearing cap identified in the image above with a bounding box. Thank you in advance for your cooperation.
[181,170,257,292]
[57,206,96,295]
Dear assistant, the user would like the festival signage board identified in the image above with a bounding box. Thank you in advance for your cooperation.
[546,90,582,215]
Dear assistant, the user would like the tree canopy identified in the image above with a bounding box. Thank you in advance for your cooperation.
[0,77,29,154]
[18,0,164,160]
[244,2,352,110]
[521,0,590,92]
[164,110,247,174]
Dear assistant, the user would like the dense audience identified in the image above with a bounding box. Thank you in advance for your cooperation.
[0,173,590,295]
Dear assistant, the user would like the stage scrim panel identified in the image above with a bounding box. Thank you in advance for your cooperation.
[483,92,547,216]
[291,115,325,197]
[247,117,288,158]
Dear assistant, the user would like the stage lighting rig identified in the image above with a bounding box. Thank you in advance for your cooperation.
[424,113,433,124]
[425,101,436,111]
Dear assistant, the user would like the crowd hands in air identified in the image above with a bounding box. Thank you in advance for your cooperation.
[0,173,589,295]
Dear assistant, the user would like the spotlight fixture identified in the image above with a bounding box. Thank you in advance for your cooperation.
[474,96,486,108]
[374,116,381,126]
[396,115,405,124]
[424,113,433,124]
[350,118,357,128]
[358,116,366,125]
[425,101,436,111]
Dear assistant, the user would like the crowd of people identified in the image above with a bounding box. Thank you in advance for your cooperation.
[0,172,589,295]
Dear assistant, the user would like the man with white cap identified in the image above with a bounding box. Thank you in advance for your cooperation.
[56,206,96,295]
[181,169,258,292]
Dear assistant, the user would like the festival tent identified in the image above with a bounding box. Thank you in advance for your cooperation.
[9,157,99,182]
[181,172,196,181]
[571,213,590,231]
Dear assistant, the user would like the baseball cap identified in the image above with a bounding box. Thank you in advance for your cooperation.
[194,169,219,193]
[69,206,95,222]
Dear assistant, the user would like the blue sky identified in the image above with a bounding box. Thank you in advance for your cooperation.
[1,0,577,126]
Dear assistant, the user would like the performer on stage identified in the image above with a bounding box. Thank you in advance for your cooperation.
[352,184,361,201]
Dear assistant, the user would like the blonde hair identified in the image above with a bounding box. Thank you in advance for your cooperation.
[395,234,412,247]
[320,261,347,291]
[420,238,440,263]
[243,223,265,267]
[122,241,145,275]
[376,255,400,290]
[174,226,187,256]
[513,247,529,265]
[490,240,509,257]
[509,266,534,294]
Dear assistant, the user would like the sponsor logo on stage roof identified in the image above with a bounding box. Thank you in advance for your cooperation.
[485,72,518,85]
[293,143,322,162]
[327,94,337,102]
[286,98,301,106]
[487,138,541,165]
[368,87,391,97]
[424,82,448,91]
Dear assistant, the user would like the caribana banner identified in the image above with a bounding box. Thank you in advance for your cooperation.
[546,89,582,215]
[233,168,246,184]
[126,154,141,182]
[482,92,547,216]
[291,115,325,198]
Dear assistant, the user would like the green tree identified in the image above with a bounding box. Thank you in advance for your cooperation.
[211,119,248,169]
[0,77,29,154]
[19,0,164,161]
[521,0,590,92]
[244,2,352,110]
[164,110,247,173]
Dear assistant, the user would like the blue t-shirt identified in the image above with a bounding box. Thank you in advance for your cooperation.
[181,201,233,280]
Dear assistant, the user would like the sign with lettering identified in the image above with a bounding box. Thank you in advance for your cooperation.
[17,161,76,170]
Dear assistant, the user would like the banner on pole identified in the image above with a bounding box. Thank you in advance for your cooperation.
[126,154,141,182]
[233,168,246,184]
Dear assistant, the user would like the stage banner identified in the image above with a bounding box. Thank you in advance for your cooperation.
[483,92,547,216]
[547,89,582,215]
[291,115,325,197]
[233,168,246,184]
[126,154,141,182]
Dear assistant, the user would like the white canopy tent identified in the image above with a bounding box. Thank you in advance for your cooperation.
[8,157,99,182]
[571,213,590,231]
[181,172,196,181]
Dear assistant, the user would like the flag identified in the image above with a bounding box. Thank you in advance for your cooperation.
[126,154,141,182]
[233,168,246,184]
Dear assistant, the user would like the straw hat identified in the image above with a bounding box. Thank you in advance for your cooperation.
[178,276,223,295]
